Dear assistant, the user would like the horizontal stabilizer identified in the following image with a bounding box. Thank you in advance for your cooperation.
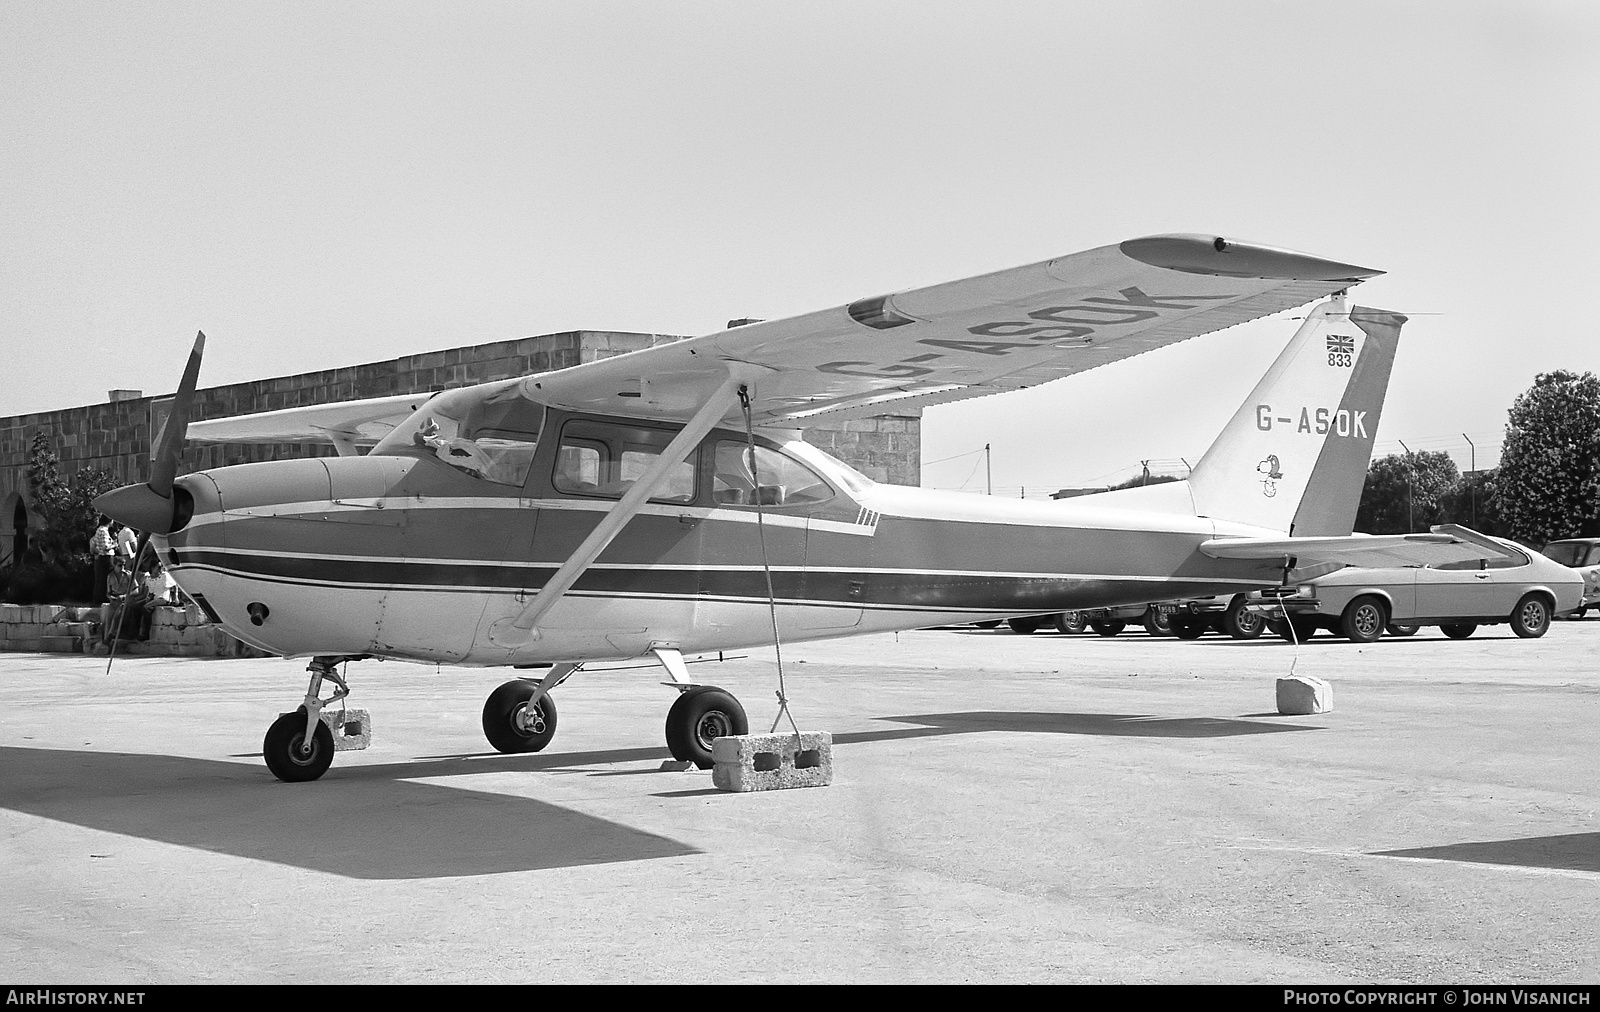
[1200,524,1523,569]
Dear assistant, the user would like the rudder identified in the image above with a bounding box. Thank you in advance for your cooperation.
[1185,296,1404,534]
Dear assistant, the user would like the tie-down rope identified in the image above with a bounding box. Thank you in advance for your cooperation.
[739,385,802,738]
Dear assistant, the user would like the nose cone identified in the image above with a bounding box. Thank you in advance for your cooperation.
[95,482,193,535]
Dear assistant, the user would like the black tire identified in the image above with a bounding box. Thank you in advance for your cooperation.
[1170,615,1207,640]
[1142,607,1174,637]
[973,620,1002,629]
[665,686,748,770]
[1340,595,1387,644]
[1221,596,1264,640]
[1440,623,1477,640]
[263,707,335,783]
[482,679,559,754]
[1385,623,1420,637]
[1510,594,1551,639]
[1054,612,1088,635]
[1007,616,1045,634]
[1272,616,1319,642]
[1088,619,1125,637]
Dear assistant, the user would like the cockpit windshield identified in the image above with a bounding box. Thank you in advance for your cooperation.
[372,383,544,488]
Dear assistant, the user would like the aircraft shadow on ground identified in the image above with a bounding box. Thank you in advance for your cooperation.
[0,745,697,880]
[0,710,1308,877]
[1374,833,1600,874]
[847,710,1317,742]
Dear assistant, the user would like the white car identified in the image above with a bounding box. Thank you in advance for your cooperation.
[1539,538,1600,617]
[1252,537,1584,642]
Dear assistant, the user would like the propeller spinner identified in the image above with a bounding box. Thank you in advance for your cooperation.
[95,332,206,535]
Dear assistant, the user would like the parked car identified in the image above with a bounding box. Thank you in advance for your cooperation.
[1165,594,1265,640]
[1249,537,1584,642]
[1538,538,1600,617]
[1053,603,1175,637]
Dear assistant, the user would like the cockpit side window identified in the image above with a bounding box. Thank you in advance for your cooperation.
[554,419,697,503]
[711,441,833,507]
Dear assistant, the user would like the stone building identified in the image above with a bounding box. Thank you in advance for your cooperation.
[0,330,920,562]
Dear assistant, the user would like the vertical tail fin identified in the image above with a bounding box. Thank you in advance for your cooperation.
[1185,297,1404,534]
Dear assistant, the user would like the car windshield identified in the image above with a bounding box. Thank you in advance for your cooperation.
[1541,542,1587,567]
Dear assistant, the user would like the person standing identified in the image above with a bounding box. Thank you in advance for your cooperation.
[89,515,115,604]
[114,522,138,564]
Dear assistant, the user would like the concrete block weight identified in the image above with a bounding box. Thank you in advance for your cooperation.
[1277,675,1333,715]
[712,731,832,792]
[318,708,372,752]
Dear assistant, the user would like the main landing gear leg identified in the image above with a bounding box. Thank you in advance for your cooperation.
[263,655,355,783]
[482,662,579,754]
[655,647,748,770]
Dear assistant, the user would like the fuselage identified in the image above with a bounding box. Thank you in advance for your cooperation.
[158,407,1290,664]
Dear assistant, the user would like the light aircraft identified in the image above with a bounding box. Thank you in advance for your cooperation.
[96,234,1516,782]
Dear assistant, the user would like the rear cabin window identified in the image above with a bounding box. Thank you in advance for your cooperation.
[711,441,832,507]
[553,419,697,503]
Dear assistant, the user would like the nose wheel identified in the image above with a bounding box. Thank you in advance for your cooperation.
[263,656,357,783]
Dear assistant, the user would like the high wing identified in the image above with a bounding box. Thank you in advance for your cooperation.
[1200,525,1523,570]
[527,233,1379,426]
[184,234,1380,446]
[187,391,431,455]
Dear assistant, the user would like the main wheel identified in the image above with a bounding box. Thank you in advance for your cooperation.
[1142,607,1174,637]
[1510,594,1551,638]
[1340,595,1387,644]
[1385,623,1420,637]
[482,679,559,754]
[665,686,748,769]
[263,707,335,783]
[1170,614,1207,640]
[1221,596,1264,639]
[1440,623,1477,639]
[1089,619,1125,637]
[1054,612,1088,635]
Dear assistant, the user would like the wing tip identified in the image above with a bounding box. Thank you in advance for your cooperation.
[1121,234,1383,283]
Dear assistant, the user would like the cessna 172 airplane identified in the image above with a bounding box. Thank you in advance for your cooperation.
[96,233,1517,782]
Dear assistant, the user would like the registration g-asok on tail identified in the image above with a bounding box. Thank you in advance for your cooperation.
[96,234,1509,782]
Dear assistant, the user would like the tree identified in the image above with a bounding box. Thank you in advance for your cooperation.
[1355,451,1460,534]
[1491,370,1600,544]
[1437,468,1507,537]
[25,432,119,567]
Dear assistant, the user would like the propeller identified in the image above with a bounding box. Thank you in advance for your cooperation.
[94,332,206,535]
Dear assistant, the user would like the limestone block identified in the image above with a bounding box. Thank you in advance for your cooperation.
[319,708,372,751]
[712,731,832,792]
[0,605,24,623]
[1277,676,1333,715]
[39,635,81,653]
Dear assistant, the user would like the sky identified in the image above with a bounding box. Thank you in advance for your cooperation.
[3,1,1596,494]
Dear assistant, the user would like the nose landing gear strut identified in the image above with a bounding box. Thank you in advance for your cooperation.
[262,655,363,782]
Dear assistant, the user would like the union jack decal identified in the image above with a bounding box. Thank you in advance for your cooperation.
[1326,334,1355,355]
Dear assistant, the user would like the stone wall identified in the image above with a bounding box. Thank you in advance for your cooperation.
[1,330,920,562]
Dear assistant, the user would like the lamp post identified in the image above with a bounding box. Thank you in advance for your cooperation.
[1398,439,1415,533]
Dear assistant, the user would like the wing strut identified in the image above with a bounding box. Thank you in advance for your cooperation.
[488,374,747,649]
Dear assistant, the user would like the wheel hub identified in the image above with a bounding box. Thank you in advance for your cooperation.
[515,701,547,736]
[696,710,731,749]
